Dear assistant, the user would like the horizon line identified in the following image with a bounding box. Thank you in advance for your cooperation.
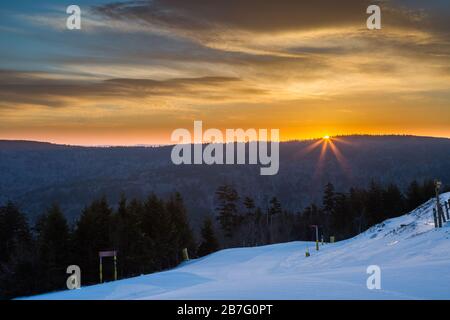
[1,133,450,148]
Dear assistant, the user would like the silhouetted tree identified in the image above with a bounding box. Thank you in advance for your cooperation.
[35,204,71,292]
[0,202,35,299]
[166,192,195,263]
[215,185,239,239]
[197,217,219,257]
[73,197,113,284]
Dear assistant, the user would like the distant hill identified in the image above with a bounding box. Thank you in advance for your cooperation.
[1,135,450,229]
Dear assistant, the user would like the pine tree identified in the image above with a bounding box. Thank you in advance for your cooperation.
[242,196,257,246]
[215,185,239,239]
[382,183,405,219]
[349,187,367,234]
[243,197,255,213]
[0,201,32,264]
[0,202,35,299]
[36,204,70,291]
[73,197,112,284]
[140,193,173,271]
[268,197,282,243]
[166,192,195,263]
[322,182,335,215]
[406,180,422,211]
[366,180,384,225]
[111,195,142,277]
[197,217,219,257]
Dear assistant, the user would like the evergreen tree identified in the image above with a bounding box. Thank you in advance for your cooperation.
[349,187,367,234]
[0,202,35,299]
[269,197,282,216]
[197,217,219,257]
[322,182,335,215]
[36,204,71,292]
[111,195,142,277]
[141,193,172,271]
[268,197,282,243]
[331,193,351,239]
[215,185,239,239]
[243,197,255,213]
[0,202,32,264]
[73,197,112,284]
[166,192,195,263]
[420,179,436,203]
[366,180,384,225]
[382,183,405,219]
[241,196,257,246]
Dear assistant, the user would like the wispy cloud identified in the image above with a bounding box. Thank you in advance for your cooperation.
[0,0,449,144]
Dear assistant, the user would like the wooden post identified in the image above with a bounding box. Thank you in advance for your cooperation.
[99,257,103,283]
[182,248,189,261]
[446,201,450,220]
[433,208,438,229]
[438,206,443,228]
[441,204,447,223]
[435,181,444,228]
[99,250,118,283]
[114,254,118,281]
[310,225,319,251]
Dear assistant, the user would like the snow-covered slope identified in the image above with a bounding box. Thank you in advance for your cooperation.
[25,193,450,300]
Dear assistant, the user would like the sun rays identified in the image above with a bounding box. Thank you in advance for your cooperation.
[303,136,353,183]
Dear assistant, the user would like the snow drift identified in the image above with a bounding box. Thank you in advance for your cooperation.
[24,193,450,300]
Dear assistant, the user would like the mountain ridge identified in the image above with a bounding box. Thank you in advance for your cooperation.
[1,135,450,227]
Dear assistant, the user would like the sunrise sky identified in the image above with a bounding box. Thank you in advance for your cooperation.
[0,0,449,145]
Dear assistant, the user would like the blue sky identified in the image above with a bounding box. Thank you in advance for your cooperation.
[0,1,449,145]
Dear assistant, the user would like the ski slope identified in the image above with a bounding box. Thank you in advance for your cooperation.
[25,193,450,300]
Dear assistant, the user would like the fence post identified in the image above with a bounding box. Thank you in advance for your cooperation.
[99,257,103,283]
[182,248,189,261]
[441,204,447,223]
[433,208,438,228]
[114,254,118,281]
[434,180,445,227]
[438,206,443,228]
[446,201,450,220]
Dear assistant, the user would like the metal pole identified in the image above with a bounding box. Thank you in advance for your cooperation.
[310,225,319,251]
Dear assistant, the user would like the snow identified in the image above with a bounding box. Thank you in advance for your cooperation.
[23,193,450,300]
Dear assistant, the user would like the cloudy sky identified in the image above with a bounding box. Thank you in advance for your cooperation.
[0,0,449,145]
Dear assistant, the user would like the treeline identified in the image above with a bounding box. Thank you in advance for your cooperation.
[213,179,441,246]
[0,179,443,299]
[0,193,219,299]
